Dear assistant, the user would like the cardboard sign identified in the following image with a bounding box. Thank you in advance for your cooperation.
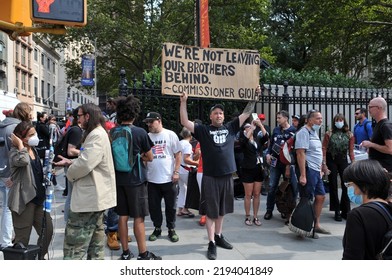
[161,43,260,100]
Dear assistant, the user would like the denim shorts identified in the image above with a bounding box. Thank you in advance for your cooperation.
[303,167,326,198]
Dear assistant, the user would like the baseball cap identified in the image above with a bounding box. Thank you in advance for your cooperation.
[292,114,300,120]
[210,104,224,113]
[143,112,161,122]
[258,113,265,120]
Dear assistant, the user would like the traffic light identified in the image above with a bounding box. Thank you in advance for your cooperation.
[0,0,32,26]
[31,0,87,27]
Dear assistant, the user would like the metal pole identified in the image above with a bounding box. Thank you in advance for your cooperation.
[94,38,98,104]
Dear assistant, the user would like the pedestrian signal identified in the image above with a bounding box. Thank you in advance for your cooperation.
[31,0,87,27]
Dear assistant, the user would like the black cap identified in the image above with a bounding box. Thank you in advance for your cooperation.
[292,114,300,120]
[210,104,224,113]
[143,112,161,122]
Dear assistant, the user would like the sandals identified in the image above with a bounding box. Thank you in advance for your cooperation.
[177,211,195,218]
[245,216,253,226]
[253,217,262,226]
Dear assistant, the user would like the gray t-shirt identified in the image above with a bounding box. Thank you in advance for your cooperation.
[295,126,322,171]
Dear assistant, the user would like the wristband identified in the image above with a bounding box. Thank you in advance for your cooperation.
[174,171,179,174]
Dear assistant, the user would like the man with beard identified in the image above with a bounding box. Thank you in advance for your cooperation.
[353,107,373,145]
[55,103,116,259]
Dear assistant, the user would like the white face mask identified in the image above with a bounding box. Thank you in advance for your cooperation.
[27,134,40,147]
[335,121,344,129]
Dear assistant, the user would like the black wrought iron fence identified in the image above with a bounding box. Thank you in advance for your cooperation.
[115,75,392,136]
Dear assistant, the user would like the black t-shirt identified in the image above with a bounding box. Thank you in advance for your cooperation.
[368,118,392,172]
[114,125,154,186]
[31,150,45,205]
[66,126,83,159]
[194,118,240,177]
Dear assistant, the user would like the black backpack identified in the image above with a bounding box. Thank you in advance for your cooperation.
[364,202,392,260]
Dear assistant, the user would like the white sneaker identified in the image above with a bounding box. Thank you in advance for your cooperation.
[54,184,65,191]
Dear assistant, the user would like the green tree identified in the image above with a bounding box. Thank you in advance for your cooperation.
[266,0,392,87]
[49,0,272,95]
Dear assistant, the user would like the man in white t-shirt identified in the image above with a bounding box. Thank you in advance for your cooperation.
[144,112,182,243]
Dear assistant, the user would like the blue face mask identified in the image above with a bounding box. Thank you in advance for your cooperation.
[312,124,321,131]
[347,186,362,205]
[335,121,344,129]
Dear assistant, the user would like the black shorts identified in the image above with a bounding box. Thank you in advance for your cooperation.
[199,174,234,219]
[115,183,149,218]
[241,165,264,183]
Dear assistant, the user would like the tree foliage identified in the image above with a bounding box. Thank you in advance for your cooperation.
[48,0,392,93]
[267,0,392,87]
[49,0,272,95]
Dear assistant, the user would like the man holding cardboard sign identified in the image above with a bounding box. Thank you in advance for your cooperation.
[180,87,259,260]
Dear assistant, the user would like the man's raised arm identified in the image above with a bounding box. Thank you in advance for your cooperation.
[180,92,195,133]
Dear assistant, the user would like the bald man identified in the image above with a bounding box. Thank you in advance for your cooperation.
[361,97,392,172]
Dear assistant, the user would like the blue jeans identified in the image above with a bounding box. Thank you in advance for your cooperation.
[105,207,119,233]
[64,180,73,223]
[64,167,72,222]
[0,179,13,247]
[266,164,286,212]
[289,165,299,200]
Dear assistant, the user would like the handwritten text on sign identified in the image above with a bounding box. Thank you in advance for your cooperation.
[162,43,260,100]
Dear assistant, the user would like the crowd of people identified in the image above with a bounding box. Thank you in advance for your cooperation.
[0,93,391,260]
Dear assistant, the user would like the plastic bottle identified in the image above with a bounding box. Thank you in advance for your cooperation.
[44,184,54,213]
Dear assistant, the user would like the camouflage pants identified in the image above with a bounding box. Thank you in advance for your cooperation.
[63,210,105,260]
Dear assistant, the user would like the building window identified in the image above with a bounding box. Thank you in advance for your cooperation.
[21,46,26,65]
[53,86,56,102]
[0,41,5,61]
[47,58,50,70]
[28,50,31,69]
[15,70,19,88]
[28,75,31,93]
[34,77,38,97]
[34,49,38,61]
[41,54,44,65]
[47,83,51,100]
[15,43,19,63]
[41,80,44,98]
[21,72,26,90]
[52,62,56,74]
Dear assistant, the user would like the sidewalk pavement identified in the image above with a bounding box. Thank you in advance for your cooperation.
[1,173,346,260]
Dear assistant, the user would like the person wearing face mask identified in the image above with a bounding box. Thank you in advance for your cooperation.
[322,113,355,221]
[9,121,53,259]
[295,109,331,238]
